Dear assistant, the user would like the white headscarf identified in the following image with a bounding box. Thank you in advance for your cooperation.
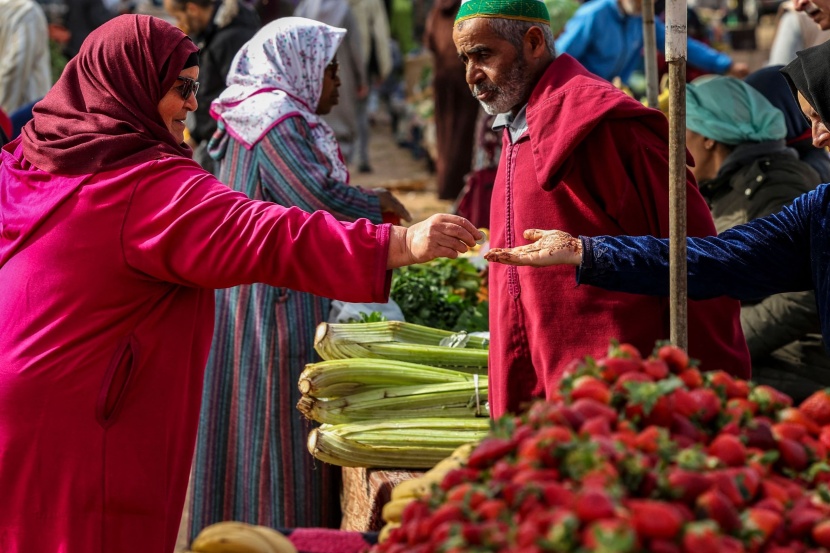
[210,17,349,183]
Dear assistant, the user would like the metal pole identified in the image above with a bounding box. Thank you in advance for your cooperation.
[642,0,659,109]
[665,0,688,351]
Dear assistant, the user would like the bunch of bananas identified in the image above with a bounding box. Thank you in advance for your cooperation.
[189,521,297,553]
[378,442,476,542]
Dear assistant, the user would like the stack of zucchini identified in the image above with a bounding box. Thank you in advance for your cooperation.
[301,321,491,469]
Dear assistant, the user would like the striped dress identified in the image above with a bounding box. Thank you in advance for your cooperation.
[189,116,382,537]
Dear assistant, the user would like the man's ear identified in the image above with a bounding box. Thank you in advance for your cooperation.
[524,26,548,60]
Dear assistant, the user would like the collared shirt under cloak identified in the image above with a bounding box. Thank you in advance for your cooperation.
[21,14,199,176]
[781,39,830,129]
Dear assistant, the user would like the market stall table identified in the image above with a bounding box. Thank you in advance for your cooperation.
[341,467,424,532]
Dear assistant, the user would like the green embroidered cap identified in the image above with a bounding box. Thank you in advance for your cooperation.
[455,0,551,25]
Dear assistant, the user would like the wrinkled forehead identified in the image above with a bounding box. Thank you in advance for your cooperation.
[453,18,507,52]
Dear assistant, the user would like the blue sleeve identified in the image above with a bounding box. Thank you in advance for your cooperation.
[257,116,383,224]
[654,20,732,74]
[577,190,815,300]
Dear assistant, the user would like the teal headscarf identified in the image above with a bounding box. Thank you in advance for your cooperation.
[686,76,786,145]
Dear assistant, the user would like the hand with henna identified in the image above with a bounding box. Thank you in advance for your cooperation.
[484,229,583,267]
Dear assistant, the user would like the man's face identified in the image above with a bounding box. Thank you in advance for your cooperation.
[453,18,535,115]
[619,0,643,15]
[794,0,830,29]
[163,0,210,35]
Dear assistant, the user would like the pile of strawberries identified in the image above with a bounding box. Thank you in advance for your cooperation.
[371,341,830,553]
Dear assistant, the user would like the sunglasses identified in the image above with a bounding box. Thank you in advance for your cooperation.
[176,76,200,99]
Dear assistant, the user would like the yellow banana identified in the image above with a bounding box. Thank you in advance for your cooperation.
[250,525,297,553]
[381,497,415,523]
[450,442,475,462]
[191,523,275,553]
[192,521,255,545]
[378,522,400,543]
[390,477,430,501]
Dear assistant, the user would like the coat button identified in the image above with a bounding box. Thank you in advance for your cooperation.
[756,175,763,182]
[745,188,752,196]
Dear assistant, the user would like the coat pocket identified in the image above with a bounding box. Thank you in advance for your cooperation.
[95,335,139,428]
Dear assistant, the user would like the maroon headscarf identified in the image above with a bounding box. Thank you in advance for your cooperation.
[22,15,199,175]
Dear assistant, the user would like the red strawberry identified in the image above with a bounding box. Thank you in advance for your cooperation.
[742,418,777,451]
[688,388,722,424]
[696,489,741,533]
[819,426,830,451]
[682,520,721,553]
[671,412,707,445]
[467,437,516,469]
[475,498,507,521]
[635,425,667,454]
[777,437,809,471]
[800,389,830,426]
[754,497,786,514]
[708,433,747,467]
[642,358,670,380]
[649,540,683,553]
[742,507,784,550]
[582,518,638,553]
[614,342,643,360]
[613,371,655,394]
[706,370,750,399]
[773,421,809,442]
[570,398,618,424]
[665,468,712,504]
[778,407,821,437]
[512,467,561,486]
[571,375,612,405]
[574,489,617,524]
[679,368,704,389]
[440,466,480,491]
[580,416,612,437]
[812,519,830,547]
[539,482,575,508]
[599,357,643,383]
[656,344,689,373]
[750,385,793,415]
[718,535,746,553]
[627,499,684,540]
[786,506,824,538]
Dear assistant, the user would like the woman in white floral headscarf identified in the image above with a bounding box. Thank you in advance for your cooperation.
[190,17,410,534]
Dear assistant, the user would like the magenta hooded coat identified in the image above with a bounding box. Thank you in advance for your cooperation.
[0,15,391,553]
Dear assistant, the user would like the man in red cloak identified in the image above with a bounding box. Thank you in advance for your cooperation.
[453,0,751,417]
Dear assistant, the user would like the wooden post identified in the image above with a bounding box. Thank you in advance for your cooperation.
[665,0,688,351]
[642,0,659,109]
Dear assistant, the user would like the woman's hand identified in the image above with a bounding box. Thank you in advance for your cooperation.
[386,214,483,269]
[373,188,412,222]
[484,229,583,267]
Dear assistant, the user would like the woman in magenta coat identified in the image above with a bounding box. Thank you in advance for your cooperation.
[0,14,480,553]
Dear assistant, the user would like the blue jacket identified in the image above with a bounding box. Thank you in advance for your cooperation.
[578,184,830,359]
[555,0,732,84]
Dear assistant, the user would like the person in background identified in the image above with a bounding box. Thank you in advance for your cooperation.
[746,65,830,183]
[295,0,367,164]
[483,40,830,397]
[163,0,260,174]
[349,0,393,173]
[425,0,481,200]
[684,75,826,403]
[452,0,751,418]
[555,0,749,88]
[0,107,11,146]
[793,0,830,32]
[768,1,830,66]
[189,17,412,533]
[0,14,479,552]
[0,0,51,114]
[61,0,117,58]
